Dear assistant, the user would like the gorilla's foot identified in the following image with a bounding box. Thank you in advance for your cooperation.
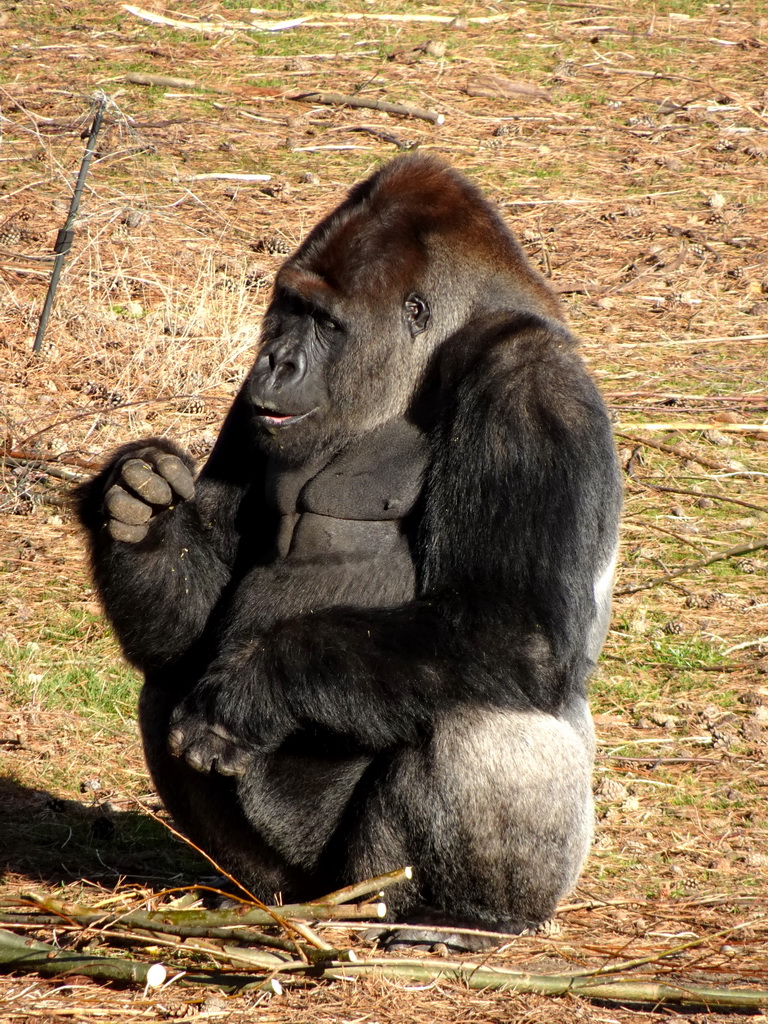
[367,910,543,953]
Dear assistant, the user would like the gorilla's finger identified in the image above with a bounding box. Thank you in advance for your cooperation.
[121,459,173,505]
[106,484,152,525]
[108,519,149,544]
[167,727,186,757]
[209,725,251,776]
[214,751,249,777]
[155,454,195,500]
[185,745,214,773]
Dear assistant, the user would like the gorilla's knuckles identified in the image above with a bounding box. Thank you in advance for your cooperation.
[154,454,195,501]
[121,459,173,506]
[105,485,152,525]
[107,519,149,544]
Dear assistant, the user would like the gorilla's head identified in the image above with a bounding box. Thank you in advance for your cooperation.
[246,155,563,463]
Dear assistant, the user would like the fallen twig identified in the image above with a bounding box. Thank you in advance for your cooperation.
[626,472,767,515]
[18,894,386,936]
[304,11,509,23]
[343,125,415,149]
[622,520,711,557]
[289,90,444,125]
[608,333,768,347]
[0,928,282,993]
[615,536,768,595]
[312,867,413,906]
[126,72,198,90]
[616,421,768,433]
[180,172,271,182]
[1,454,87,482]
[123,5,306,33]
[463,75,552,103]
[616,432,754,474]
[321,959,768,1011]
[4,898,768,1011]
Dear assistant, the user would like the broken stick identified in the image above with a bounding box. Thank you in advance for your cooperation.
[290,90,444,125]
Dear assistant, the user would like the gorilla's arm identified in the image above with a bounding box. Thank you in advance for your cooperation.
[76,395,266,670]
[169,319,622,766]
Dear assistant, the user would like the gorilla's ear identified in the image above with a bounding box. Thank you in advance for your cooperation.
[404,293,430,338]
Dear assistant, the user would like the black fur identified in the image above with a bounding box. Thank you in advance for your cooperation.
[77,156,622,946]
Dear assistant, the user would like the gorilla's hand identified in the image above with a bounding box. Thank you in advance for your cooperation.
[104,447,195,543]
[166,650,296,775]
[167,713,253,776]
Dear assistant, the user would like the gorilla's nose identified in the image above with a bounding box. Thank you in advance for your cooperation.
[264,346,307,389]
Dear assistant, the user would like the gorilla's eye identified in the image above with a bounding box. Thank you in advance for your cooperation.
[404,293,430,338]
[312,309,341,334]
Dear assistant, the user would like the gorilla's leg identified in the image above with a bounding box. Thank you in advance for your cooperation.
[342,701,595,950]
[139,682,308,902]
[141,680,593,941]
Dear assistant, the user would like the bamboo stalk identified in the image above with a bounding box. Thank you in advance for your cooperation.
[4,923,768,1010]
[19,895,386,939]
[0,928,279,993]
[311,867,412,906]
[122,5,306,33]
[320,959,768,1010]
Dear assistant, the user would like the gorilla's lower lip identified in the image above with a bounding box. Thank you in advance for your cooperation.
[254,408,314,428]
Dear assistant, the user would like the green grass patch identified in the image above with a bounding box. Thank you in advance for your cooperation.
[646,634,724,670]
[2,609,138,719]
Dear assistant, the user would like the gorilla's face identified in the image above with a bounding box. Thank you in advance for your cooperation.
[246,265,433,465]
[241,151,562,467]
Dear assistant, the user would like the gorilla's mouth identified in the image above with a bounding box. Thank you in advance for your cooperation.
[253,406,315,428]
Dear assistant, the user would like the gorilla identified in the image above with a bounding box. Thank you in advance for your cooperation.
[78,155,622,948]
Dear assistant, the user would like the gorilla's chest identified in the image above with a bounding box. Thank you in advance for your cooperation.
[254,419,428,615]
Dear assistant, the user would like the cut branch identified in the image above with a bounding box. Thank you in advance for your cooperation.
[19,895,386,939]
[320,959,768,1011]
[0,928,281,993]
[180,173,272,183]
[125,72,198,89]
[122,5,307,33]
[289,91,444,125]
[312,867,413,906]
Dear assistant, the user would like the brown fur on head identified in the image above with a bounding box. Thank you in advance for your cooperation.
[250,155,566,463]
[281,154,564,323]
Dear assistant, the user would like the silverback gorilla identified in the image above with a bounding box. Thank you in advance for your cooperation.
[78,155,622,948]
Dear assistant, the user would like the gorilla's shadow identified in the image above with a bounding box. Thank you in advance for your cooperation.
[0,775,207,888]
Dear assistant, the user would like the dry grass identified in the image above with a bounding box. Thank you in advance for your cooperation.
[1,0,767,1020]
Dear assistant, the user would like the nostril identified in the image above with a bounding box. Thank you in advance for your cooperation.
[268,352,276,372]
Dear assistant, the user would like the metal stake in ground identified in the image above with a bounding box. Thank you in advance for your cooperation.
[32,94,108,356]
